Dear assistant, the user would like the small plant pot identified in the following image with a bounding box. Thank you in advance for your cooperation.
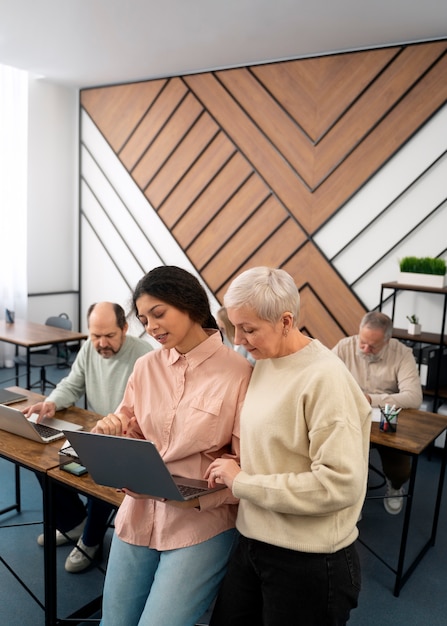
[398,271,447,288]
[408,323,422,335]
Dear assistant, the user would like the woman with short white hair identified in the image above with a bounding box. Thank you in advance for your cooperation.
[206,266,371,626]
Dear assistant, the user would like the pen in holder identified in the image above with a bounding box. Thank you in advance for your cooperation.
[379,406,400,433]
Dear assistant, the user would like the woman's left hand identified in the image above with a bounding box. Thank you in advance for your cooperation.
[205,458,241,491]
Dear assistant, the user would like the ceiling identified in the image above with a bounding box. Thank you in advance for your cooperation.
[1,0,446,89]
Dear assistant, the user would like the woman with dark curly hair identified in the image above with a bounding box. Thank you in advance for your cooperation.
[94,266,252,626]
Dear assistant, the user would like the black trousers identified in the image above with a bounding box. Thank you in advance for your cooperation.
[210,535,361,626]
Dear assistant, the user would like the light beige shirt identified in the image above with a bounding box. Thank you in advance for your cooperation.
[114,330,252,549]
[332,335,422,409]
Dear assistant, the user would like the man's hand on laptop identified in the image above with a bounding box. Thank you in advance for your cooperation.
[22,401,57,422]
[93,412,134,436]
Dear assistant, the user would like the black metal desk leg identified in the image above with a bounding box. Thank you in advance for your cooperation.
[43,474,57,626]
[26,346,31,389]
[394,455,418,597]
[430,432,447,544]
[0,463,21,517]
[15,345,20,386]
[15,464,21,512]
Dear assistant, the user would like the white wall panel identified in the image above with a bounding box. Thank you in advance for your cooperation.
[313,104,447,332]
[82,180,146,285]
[80,110,220,327]
[315,105,447,259]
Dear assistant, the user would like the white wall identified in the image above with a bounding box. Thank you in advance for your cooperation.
[26,77,80,327]
[315,104,447,335]
[79,111,220,337]
[27,82,446,342]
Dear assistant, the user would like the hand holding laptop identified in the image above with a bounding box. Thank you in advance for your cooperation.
[63,430,226,502]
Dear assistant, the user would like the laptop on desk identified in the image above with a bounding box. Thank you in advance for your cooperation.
[63,430,226,502]
[0,388,28,406]
[0,404,83,443]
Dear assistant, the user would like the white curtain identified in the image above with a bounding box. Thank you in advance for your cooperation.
[0,64,28,367]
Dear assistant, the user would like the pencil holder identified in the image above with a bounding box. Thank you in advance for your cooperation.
[379,409,398,433]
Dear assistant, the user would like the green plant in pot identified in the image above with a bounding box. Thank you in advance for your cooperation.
[406,314,421,335]
[398,256,447,288]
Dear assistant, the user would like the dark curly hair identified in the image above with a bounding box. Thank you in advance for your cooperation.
[132,266,218,329]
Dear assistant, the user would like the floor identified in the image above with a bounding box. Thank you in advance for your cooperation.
[1,363,447,625]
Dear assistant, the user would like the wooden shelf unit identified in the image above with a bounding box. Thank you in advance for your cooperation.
[379,281,447,412]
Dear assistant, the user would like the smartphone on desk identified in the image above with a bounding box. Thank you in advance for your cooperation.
[61,461,88,476]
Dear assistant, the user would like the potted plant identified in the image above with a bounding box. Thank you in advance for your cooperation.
[406,314,422,335]
[398,256,447,288]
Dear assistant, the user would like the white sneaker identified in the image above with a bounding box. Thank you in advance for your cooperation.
[65,537,100,573]
[383,480,405,515]
[37,517,86,546]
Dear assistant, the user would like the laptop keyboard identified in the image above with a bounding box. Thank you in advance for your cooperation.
[33,422,62,438]
[177,484,210,498]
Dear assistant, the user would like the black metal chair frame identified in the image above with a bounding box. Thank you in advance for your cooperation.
[14,314,73,394]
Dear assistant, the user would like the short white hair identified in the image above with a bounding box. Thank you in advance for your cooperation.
[360,311,393,340]
[224,267,300,326]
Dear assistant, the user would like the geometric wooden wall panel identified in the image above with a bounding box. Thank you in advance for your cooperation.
[81,41,447,347]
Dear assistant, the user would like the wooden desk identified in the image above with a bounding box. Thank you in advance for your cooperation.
[0,388,121,626]
[0,387,68,515]
[0,319,87,389]
[48,467,124,509]
[364,408,447,596]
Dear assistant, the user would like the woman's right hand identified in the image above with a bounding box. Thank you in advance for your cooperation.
[92,412,134,436]
[22,401,57,422]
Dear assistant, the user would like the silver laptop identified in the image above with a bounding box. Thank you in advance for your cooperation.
[63,430,226,502]
[0,404,83,443]
[0,388,28,406]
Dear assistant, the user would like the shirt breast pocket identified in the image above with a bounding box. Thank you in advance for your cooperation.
[186,395,223,447]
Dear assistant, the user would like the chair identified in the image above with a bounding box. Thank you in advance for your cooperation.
[14,313,73,394]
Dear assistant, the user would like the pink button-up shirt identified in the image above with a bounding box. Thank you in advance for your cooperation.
[114,330,252,550]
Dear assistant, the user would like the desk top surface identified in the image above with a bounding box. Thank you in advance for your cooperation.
[370,408,447,454]
[0,387,123,506]
[0,319,87,347]
[0,387,100,472]
[47,467,124,508]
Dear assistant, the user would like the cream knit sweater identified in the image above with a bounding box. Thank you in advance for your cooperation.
[233,339,371,553]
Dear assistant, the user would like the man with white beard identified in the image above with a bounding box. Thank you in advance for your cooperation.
[332,312,422,515]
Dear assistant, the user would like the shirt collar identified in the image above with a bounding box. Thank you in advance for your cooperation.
[167,329,222,368]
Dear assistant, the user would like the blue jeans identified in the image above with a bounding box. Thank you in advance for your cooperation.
[210,535,361,626]
[100,529,237,626]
